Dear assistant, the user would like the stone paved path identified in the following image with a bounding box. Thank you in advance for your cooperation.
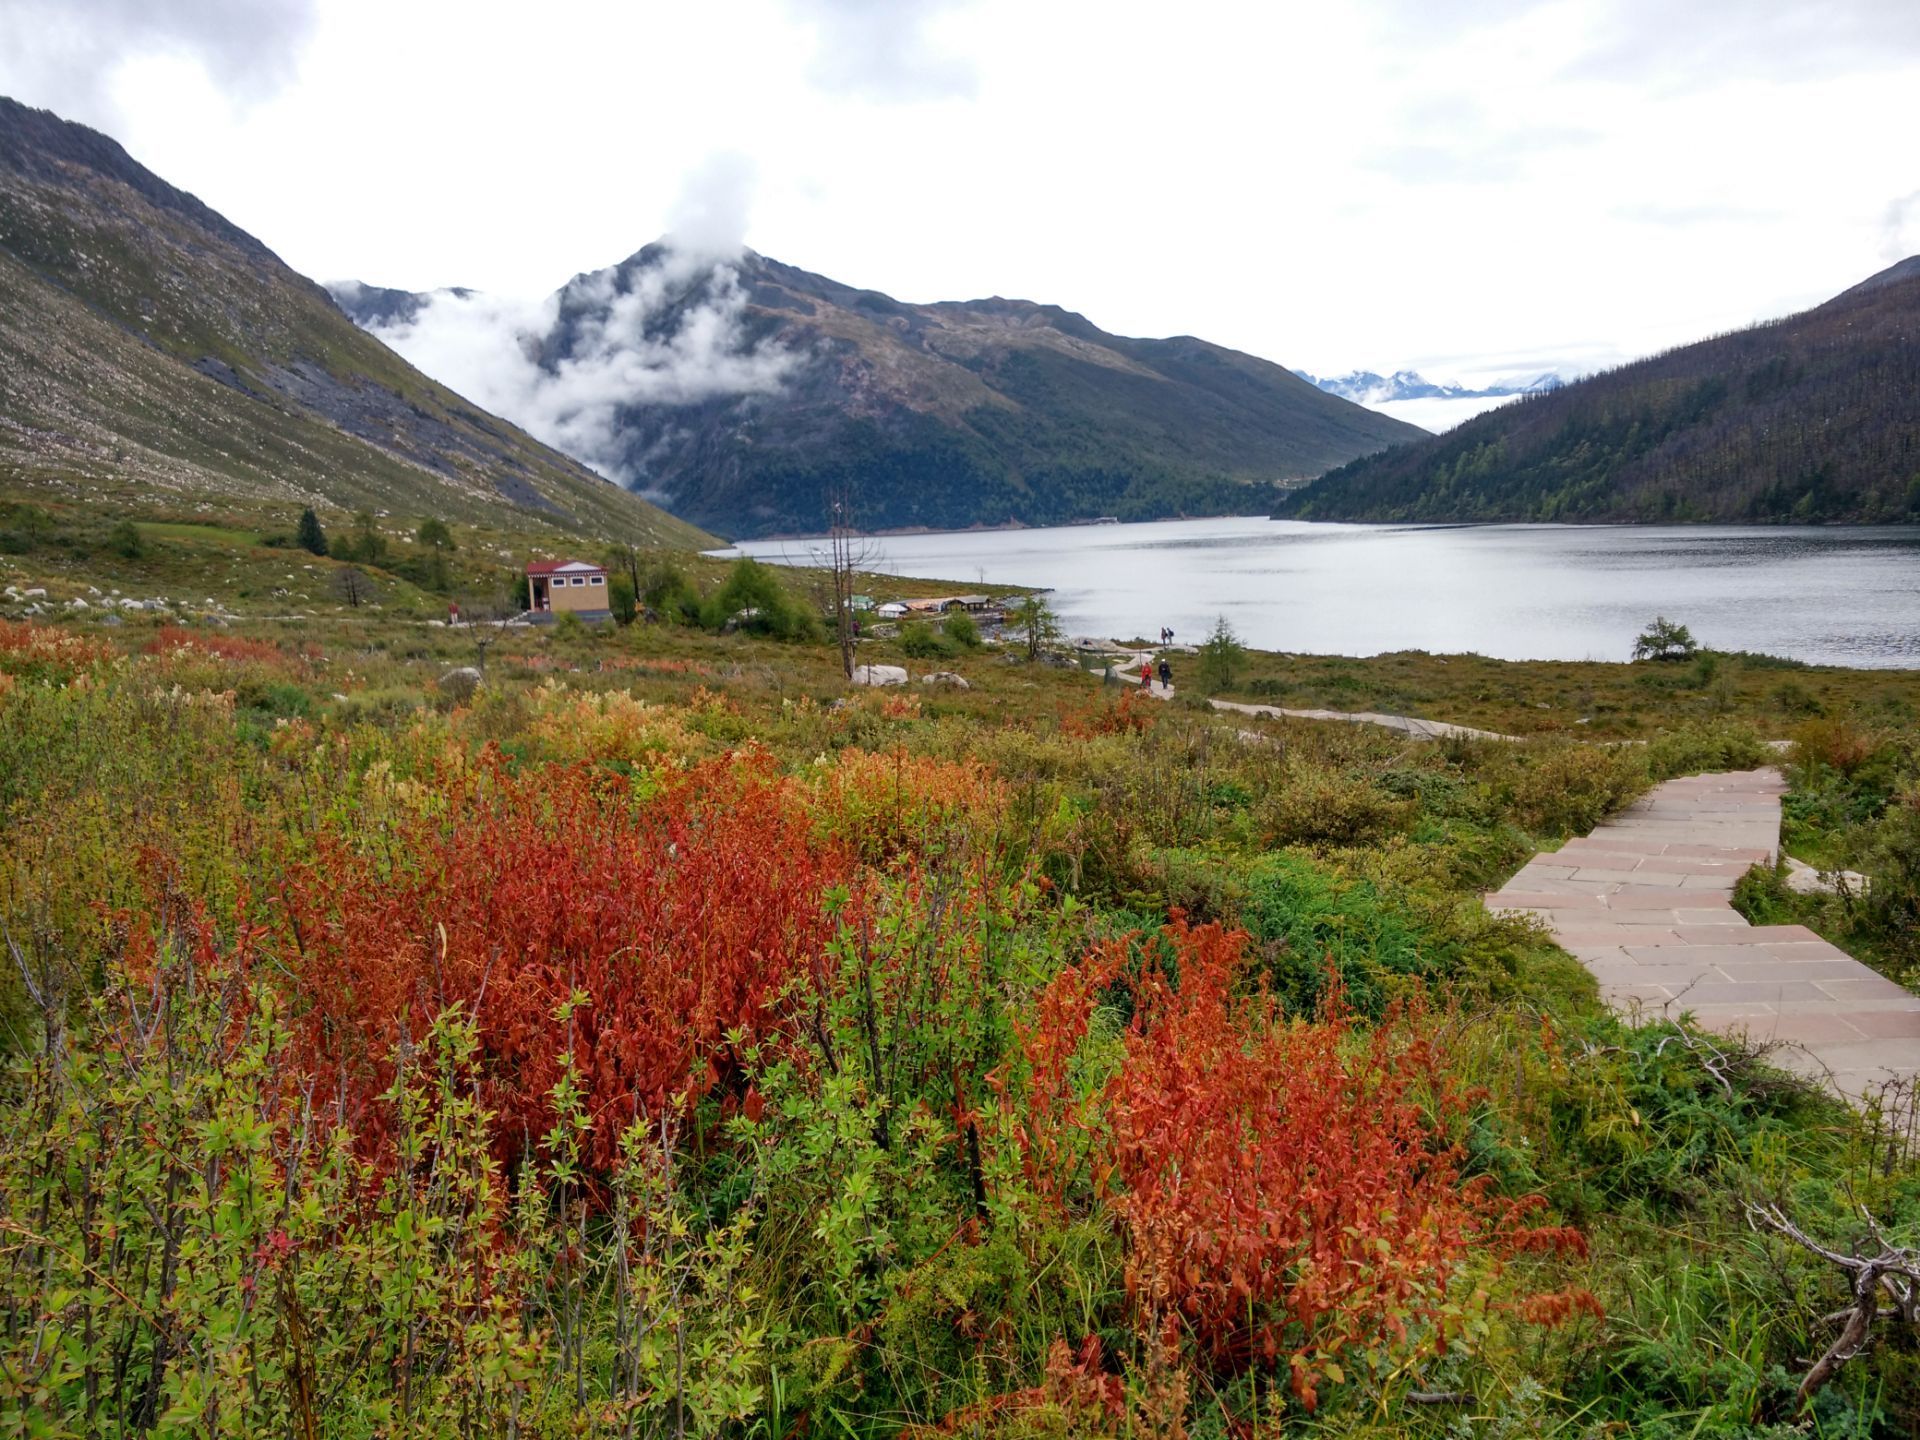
[1127,668,1514,743]
[1206,697,1511,742]
[1487,767,1920,1104]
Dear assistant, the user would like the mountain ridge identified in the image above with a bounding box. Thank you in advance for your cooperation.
[335,243,1425,538]
[1279,257,1920,525]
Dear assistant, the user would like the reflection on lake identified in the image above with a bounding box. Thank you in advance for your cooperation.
[728,517,1920,668]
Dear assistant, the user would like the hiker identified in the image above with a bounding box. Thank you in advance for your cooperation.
[1158,657,1172,689]
[1139,661,1152,689]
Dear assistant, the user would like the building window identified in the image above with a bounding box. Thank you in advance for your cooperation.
[590,575,605,586]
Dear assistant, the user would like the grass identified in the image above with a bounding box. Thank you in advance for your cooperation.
[3,544,1920,1436]
[1215,646,1920,740]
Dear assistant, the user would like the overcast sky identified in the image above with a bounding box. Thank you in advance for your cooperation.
[3,0,1917,384]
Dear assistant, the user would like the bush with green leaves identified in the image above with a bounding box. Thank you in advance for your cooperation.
[899,619,952,659]
[699,557,821,641]
[942,612,982,649]
[105,518,145,559]
[1633,615,1699,662]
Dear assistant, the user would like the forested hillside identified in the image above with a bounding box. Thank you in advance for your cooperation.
[1281,257,1920,524]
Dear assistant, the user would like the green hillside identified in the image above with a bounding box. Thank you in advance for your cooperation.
[0,97,714,549]
[1281,257,1920,524]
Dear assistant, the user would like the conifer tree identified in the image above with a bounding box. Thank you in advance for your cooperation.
[296,507,328,556]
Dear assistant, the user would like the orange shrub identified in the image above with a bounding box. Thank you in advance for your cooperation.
[1018,917,1584,1411]
[809,746,1009,863]
[1058,689,1158,738]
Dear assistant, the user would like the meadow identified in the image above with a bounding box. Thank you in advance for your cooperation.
[3,538,1920,1438]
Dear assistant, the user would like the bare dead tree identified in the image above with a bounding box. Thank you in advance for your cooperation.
[455,583,523,675]
[1747,1200,1920,1413]
[826,486,884,681]
[333,566,375,609]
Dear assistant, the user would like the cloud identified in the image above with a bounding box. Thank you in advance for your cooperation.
[1886,190,1920,261]
[1367,125,1600,185]
[664,152,759,260]
[1567,0,1920,87]
[787,0,978,101]
[0,0,315,125]
[350,249,800,497]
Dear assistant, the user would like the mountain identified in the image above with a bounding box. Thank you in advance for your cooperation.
[1293,368,1563,405]
[1280,261,1920,524]
[333,246,1424,538]
[0,97,712,548]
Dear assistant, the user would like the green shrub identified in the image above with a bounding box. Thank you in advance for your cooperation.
[1503,743,1644,837]
[106,519,145,559]
[608,572,638,625]
[1257,762,1412,848]
[899,620,951,659]
[641,563,704,625]
[1242,851,1440,1016]
[1642,720,1770,779]
[941,612,981,649]
[699,558,820,641]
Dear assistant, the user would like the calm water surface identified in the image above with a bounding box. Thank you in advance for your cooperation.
[729,518,1920,668]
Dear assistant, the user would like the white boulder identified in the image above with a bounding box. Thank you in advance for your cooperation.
[851,664,909,687]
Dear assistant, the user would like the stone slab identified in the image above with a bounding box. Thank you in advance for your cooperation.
[1485,764,1920,1108]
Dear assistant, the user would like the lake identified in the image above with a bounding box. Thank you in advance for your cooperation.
[726,517,1920,668]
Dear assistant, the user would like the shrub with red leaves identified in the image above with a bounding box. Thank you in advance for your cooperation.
[143,625,283,664]
[277,748,848,1166]
[0,619,112,684]
[1020,917,1587,1412]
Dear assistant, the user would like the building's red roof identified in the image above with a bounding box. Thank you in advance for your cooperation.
[525,559,607,577]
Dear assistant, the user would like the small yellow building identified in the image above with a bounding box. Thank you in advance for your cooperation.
[526,559,610,616]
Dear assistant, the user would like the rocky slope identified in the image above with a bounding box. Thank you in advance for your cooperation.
[0,97,712,548]
[336,246,1423,538]
[1281,260,1920,524]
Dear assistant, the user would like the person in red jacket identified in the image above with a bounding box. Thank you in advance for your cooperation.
[1139,661,1152,689]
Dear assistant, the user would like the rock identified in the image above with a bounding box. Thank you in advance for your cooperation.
[1785,856,1870,897]
[920,671,970,689]
[439,666,483,701]
[24,587,46,598]
[851,664,908,687]
[67,597,87,610]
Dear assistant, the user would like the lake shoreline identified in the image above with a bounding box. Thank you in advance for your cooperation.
[736,515,1920,670]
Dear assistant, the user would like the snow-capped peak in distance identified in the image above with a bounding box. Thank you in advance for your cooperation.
[1292,368,1566,405]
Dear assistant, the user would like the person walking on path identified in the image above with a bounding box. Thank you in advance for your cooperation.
[1158,657,1172,689]
[1139,661,1152,689]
